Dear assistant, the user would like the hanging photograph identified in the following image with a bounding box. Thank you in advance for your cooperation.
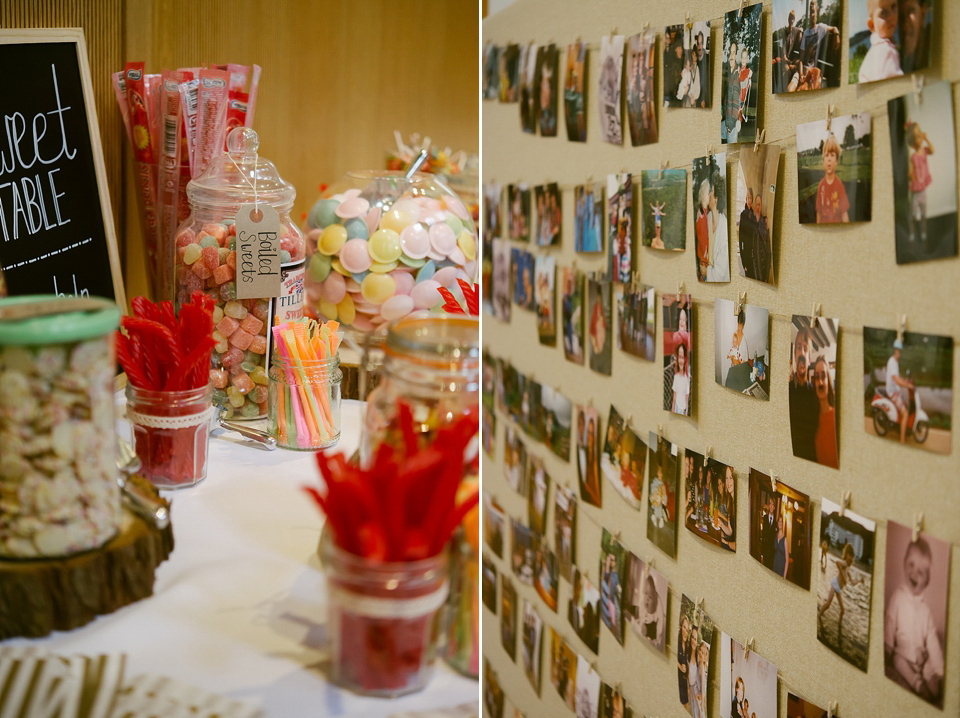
[492,238,512,323]
[601,416,647,510]
[549,627,577,710]
[504,426,528,495]
[561,266,586,365]
[626,29,658,146]
[576,405,602,508]
[789,315,840,468]
[534,545,559,612]
[719,633,779,718]
[534,182,562,246]
[618,283,656,361]
[574,182,604,253]
[684,449,737,552]
[587,278,613,376]
[601,683,634,718]
[721,3,762,144]
[501,576,518,661]
[773,0,842,92]
[797,113,872,224]
[511,518,537,586]
[527,456,550,535]
[598,34,625,145]
[482,231,494,317]
[884,520,950,709]
[482,352,497,458]
[692,153,730,282]
[575,653,602,718]
[519,42,539,133]
[507,183,531,242]
[555,485,577,581]
[535,254,557,346]
[736,142,780,284]
[663,293,693,415]
[889,81,958,264]
[520,599,544,695]
[850,0,932,83]
[484,659,505,718]
[748,469,812,589]
[641,169,687,251]
[607,173,633,282]
[483,182,501,242]
[483,492,505,559]
[678,594,718,718]
[521,378,541,440]
[569,566,600,654]
[564,41,587,142]
[863,326,953,454]
[499,43,520,102]
[539,384,572,461]
[624,551,668,653]
[787,693,828,718]
[482,555,498,612]
[715,297,770,400]
[599,528,625,645]
[534,43,559,137]
[483,43,500,100]
[647,432,680,558]
[511,248,534,309]
[664,21,712,108]
[817,497,876,671]
[502,363,523,423]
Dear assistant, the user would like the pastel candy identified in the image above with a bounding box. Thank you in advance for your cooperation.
[351,271,370,284]
[445,196,471,221]
[364,206,382,235]
[433,266,458,287]
[422,197,444,213]
[457,232,476,260]
[390,270,415,295]
[381,209,414,233]
[352,314,376,331]
[319,300,338,320]
[360,273,396,304]
[331,258,351,276]
[319,224,348,255]
[368,228,402,263]
[344,217,369,240]
[398,254,427,268]
[319,272,347,304]
[411,279,442,309]
[380,294,414,321]
[339,238,373,273]
[448,247,467,267]
[342,188,362,200]
[444,215,464,238]
[370,260,399,274]
[392,198,421,221]
[336,196,370,219]
[416,260,437,283]
[463,260,478,278]
[426,248,446,262]
[344,277,362,293]
[308,252,332,282]
[310,199,340,228]
[399,223,430,259]
[355,303,380,315]
[337,294,356,325]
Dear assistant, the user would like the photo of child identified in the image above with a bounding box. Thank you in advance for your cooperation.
[888,81,958,264]
[519,42,538,134]
[624,551,668,653]
[511,518,537,586]
[482,555,497,611]
[663,21,711,109]
[850,0,932,83]
[507,183,531,242]
[561,267,585,365]
[527,456,550,535]
[534,254,556,346]
[504,426,527,495]
[618,284,656,361]
[492,238,512,323]
[483,491,505,558]
[534,544,558,612]
[642,169,687,251]
[588,278,613,376]
[884,520,950,708]
[796,113,871,224]
[599,528,625,644]
[715,298,770,400]
[772,0,842,93]
[555,485,577,581]
[749,470,812,590]
[501,576,518,660]
[533,43,558,137]
[626,30,658,146]
[511,248,534,309]
[534,182,562,246]
[721,3,762,144]
[564,41,586,142]
[600,405,647,509]
[598,35,625,145]
[498,43,520,102]
[538,384,572,461]
[789,316,840,468]
[568,567,600,654]
[786,693,827,718]
[575,652,602,718]
[736,142,780,284]
[576,405,602,508]
[574,182,604,253]
[678,594,718,718]
[863,326,953,454]
[647,432,679,558]
[520,599,543,695]
[692,153,730,282]
[607,173,633,282]
[684,450,737,552]
[549,627,577,710]
[719,632,778,718]
[663,293,692,415]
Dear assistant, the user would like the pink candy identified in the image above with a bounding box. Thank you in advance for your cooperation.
[339,238,373,274]
[380,294,414,320]
[399,224,430,259]
[320,272,347,304]
[433,266,458,287]
[389,270,415,296]
[335,196,370,219]
[428,223,457,255]
[411,280,442,309]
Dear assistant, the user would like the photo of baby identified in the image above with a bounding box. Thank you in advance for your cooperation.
[564,41,587,142]
[624,551,668,653]
[736,142,780,284]
[534,254,556,346]
[501,576,517,661]
[678,594,717,718]
[684,449,737,552]
[663,293,693,415]
[884,520,950,709]
[796,113,871,224]
[850,0,932,84]
[599,528,625,644]
[533,43,558,137]
[574,182,604,253]
[600,404,647,509]
[641,169,687,251]
[789,315,840,468]
[555,485,577,581]
[598,34,625,145]
[507,183,531,242]
[719,632,778,718]
[588,278,613,376]
[721,3,762,144]
[663,21,711,108]
[888,80,958,264]
[817,497,876,671]
[626,29,658,146]
[647,432,679,558]
[534,182,562,246]
[692,153,730,282]
[511,248,534,309]
[576,405,602,508]
[772,0,842,93]
[618,284,656,361]
[715,298,770,400]
[568,566,600,654]
[549,627,577,711]
[498,43,520,102]
[519,42,538,134]
[749,469,812,590]
[607,173,633,282]
[521,599,543,695]
[561,267,585,365]
[492,238,512,323]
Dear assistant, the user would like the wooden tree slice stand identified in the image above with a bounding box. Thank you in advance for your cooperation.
[0,484,173,640]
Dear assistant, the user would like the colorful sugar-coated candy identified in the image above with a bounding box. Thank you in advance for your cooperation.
[390,270,415,296]
[410,280,442,309]
[369,261,399,274]
[337,294,356,325]
[339,238,373,274]
[360,274,396,305]
[344,217,369,240]
[320,272,347,304]
[457,232,476,261]
[380,294,414,320]
[319,225,348,255]
[433,266,458,288]
[380,209,413,233]
[367,229,401,263]
[335,196,370,219]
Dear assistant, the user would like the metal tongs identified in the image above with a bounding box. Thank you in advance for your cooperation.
[210,406,277,450]
[116,438,169,529]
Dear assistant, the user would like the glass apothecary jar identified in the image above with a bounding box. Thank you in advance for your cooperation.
[174,127,306,420]
[302,172,477,336]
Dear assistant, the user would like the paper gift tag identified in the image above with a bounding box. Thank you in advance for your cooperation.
[235,203,282,299]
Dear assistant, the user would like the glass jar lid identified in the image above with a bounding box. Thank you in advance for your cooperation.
[0,295,120,345]
[385,315,479,368]
[186,127,296,212]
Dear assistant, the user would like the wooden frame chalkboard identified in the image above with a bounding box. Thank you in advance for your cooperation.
[0,28,125,308]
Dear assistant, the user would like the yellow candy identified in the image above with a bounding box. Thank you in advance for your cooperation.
[380,209,413,233]
[369,260,399,273]
[331,258,351,276]
[319,224,348,255]
[318,300,338,320]
[336,294,356,325]
[457,232,476,261]
[367,228,402,263]
[360,273,396,305]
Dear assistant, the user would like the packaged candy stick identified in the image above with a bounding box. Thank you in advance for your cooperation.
[178,77,200,178]
[245,64,262,128]
[195,69,230,178]
[158,70,184,301]
[223,90,248,150]
[145,74,163,162]
[224,63,249,93]
[111,71,132,143]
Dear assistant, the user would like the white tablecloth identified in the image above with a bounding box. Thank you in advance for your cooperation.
[2,398,478,717]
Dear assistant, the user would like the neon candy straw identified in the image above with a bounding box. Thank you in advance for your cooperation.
[272,325,310,448]
[290,324,331,440]
[282,328,324,445]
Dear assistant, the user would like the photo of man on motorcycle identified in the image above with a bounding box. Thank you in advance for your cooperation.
[885,338,915,444]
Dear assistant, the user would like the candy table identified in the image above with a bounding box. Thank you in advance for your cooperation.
[1,397,478,718]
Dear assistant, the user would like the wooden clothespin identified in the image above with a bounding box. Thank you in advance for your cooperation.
[659,159,668,179]
[626,413,633,426]
[828,701,838,718]
[913,512,924,542]
[696,597,705,620]
[840,490,851,517]
[754,128,766,152]
[658,423,664,438]
[770,472,779,494]
[812,302,821,318]
[703,446,712,467]
[826,104,834,132]
[739,0,745,19]
[743,637,755,659]
[677,279,685,297]
[735,290,746,315]
[914,74,925,104]
[705,143,714,158]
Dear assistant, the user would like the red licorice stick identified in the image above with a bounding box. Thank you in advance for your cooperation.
[433,483,479,555]
[116,333,150,389]
[164,336,216,391]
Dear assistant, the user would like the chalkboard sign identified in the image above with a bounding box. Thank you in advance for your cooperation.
[0,29,125,307]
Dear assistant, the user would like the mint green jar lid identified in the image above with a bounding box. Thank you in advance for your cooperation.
[0,295,121,345]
